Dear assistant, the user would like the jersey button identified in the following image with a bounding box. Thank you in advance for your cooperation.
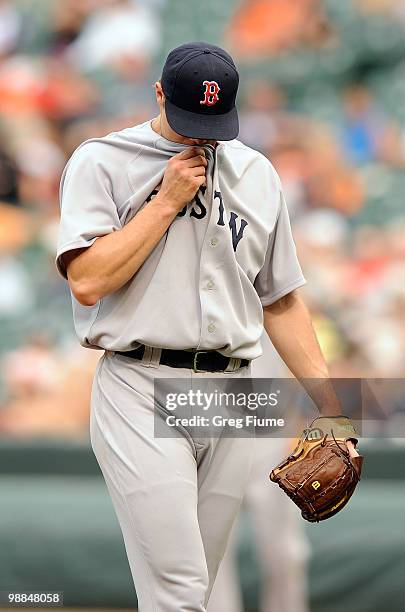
[208,323,216,333]
[206,280,215,290]
[210,237,219,247]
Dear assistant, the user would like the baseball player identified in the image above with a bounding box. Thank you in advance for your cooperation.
[56,42,358,612]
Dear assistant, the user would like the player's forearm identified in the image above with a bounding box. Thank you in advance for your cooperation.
[67,195,178,305]
[263,290,341,416]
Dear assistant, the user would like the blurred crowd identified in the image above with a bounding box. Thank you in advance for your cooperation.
[0,0,405,438]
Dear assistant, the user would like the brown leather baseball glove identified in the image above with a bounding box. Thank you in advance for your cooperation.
[269,416,364,522]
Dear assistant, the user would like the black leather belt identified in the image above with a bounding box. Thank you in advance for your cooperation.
[116,346,249,373]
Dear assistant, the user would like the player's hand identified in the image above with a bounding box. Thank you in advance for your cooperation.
[157,147,207,212]
[346,439,360,458]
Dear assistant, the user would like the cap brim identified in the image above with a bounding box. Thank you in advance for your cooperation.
[165,99,239,141]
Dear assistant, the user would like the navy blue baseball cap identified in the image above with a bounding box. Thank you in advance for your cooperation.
[161,42,239,141]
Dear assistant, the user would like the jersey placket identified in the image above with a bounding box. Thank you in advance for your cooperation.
[196,145,227,350]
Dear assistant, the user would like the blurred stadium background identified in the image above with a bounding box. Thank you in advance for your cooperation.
[0,1,404,611]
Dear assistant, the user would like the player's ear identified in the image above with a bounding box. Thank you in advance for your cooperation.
[155,81,165,108]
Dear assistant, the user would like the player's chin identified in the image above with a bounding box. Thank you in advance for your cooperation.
[184,137,217,146]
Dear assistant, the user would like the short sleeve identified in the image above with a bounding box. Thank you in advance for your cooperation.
[254,190,306,306]
[56,145,121,279]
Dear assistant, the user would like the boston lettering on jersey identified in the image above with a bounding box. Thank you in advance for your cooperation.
[145,188,248,252]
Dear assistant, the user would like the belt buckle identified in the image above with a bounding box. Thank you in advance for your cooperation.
[193,351,209,373]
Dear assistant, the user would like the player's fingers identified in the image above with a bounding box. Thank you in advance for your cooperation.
[346,440,360,458]
[187,155,208,168]
[191,166,207,177]
[176,147,205,160]
[195,175,206,188]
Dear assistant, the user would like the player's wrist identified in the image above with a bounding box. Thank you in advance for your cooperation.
[148,192,183,217]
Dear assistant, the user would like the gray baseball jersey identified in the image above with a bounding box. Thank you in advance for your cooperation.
[56,119,305,360]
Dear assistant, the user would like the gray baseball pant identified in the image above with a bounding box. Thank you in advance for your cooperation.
[90,349,254,611]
